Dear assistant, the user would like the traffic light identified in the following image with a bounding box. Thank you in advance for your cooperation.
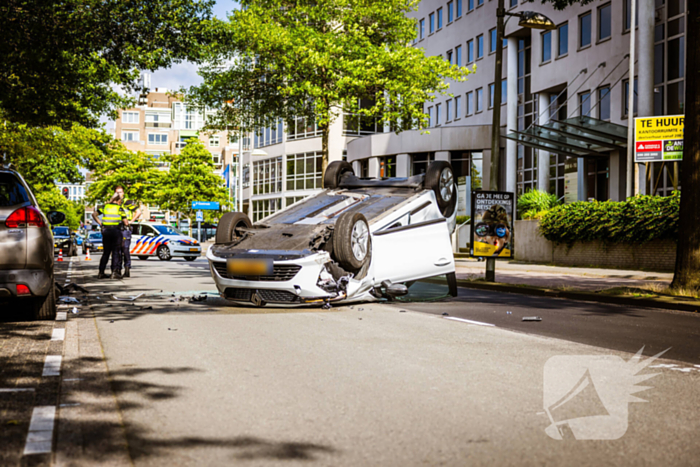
[62,187,69,199]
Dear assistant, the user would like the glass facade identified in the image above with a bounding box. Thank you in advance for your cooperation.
[286,152,323,191]
[252,157,283,195]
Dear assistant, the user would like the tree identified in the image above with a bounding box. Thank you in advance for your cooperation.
[1,0,215,128]
[157,140,229,226]
[188,0,470,172]
[35,188,85,230]
[87,147,165,207]
[671,1,699,290]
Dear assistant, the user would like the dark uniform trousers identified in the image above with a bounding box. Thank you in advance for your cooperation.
[99,227,123,273]
[120,228,132,270]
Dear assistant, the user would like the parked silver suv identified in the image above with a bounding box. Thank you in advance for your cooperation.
[0,168,65,319]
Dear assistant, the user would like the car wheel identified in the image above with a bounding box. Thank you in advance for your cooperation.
[323,161,354,189]
[138,256,149,260]
[332,211,371,272]
[157,245,172,261]
[216,212,252,244]
[32,283,56,320]
[447,272,458,297]
[425,161,457,217]
[184,256,197,261]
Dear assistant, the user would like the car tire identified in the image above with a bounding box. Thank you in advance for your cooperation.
[157,245,172,261]
[216,212,252,244]
[332,211,371,272]
[184,256,197,261]
[447,272,458,297]
[425,161,457,217]
[32,283,56,320]
[138,256,149,260]
[323,161,354,189]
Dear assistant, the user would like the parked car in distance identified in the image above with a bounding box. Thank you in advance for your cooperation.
[83,231,103,254]
[0,167,65,319]
[52,226,78,256]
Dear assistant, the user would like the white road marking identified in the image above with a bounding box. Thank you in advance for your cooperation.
[444,316,495,327]
[0,388,35,393]
[56,312,67,321]
[51,329,65,341]
[42,356,62,377]
[23,406,55,455]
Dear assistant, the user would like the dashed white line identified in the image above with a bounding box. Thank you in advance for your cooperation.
[23,406,56,455]
[444,316,495,327]
[56,312,67,321]
[0,388,35,393]
[51,329,65,341]
[42,356,62,377]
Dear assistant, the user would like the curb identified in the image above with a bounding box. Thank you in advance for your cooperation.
[455,279,700,313]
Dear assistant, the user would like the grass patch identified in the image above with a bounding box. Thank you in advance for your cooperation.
[598,284,700,300]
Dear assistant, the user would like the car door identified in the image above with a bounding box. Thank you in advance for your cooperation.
[131,224,155,255]
[371,218,455,284]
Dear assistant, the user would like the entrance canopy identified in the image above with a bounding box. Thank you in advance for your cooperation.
[504,116,627,158]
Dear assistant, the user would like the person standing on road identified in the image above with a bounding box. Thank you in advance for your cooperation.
[92,186,130,279]
[120,198,141,278]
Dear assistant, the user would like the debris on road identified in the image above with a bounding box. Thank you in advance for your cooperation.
[506,311,512,315]
[190,294,207,302]
[56,282,89,294]
[442,312,449,316]
[112,293,145,301]
[400,310,406,313]
[58,296,81,304]
[140,306,153,310]
[71,307,79,314]
[322,302,331,310]
[522,316,542,322]
[168,328,177,331]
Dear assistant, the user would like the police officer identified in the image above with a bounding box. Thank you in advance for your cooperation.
[92,190,128,279]
[119,198,141,277]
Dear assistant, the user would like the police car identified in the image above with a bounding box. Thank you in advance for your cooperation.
[130,222,202,261]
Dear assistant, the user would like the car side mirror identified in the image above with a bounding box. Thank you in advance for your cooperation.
[47,211,66,225]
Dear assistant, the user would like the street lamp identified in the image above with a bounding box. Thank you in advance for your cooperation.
[486,3,555,282]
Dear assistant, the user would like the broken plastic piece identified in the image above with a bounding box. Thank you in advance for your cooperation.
[112,293,144,301]
[442,312,449,316]
[58,296,80,304]
[322,302,331,310]
[71,307,79,314]
[522,316,542,322]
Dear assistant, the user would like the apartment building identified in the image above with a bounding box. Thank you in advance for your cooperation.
[346,0,686,211]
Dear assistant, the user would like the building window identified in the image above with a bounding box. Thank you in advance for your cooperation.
[579,92,591,117]
[455,45,463,67]
[252,156,283,196]
[148,133,167,145]
[446,50,454,65]
[455,95,462,119]
[451,151,483,190]
[542,30,552,63]
[209,135,220,147]
[288,116,322,140]
[477,0,483,6]
[122,111,139,124]
[255,119,284,147]
[287,152,322,191]
[285,196,309,207]
[467,39,474,63]
[437,7,443,29]
[252,198,282,223]
[598,3,611,41]
[623,78,638,117]
[489,28,497,54]
[457,0,463,16]
[624,0,639,32]
[212,152,222,169]
[558,23,569,57]
[344,99,383,136]
[429,13,435,34]
[121,131,138,142]
[427,106,435,127]
[447,1,454,22]
[412,153,433,176]
[476,35,484,59]
[501,79,507,104]
[435,103,442,125]
[466,92,474,115]
[488,84,495,109]
[580,12,592,48]
[510,0,517,7]
[419,19,425,39]
[587,158,609,201]
[549,154,567,200]
[598,86,611,121]
[379,156,396,178]
[446,100,453,121]
[476,88,483,112]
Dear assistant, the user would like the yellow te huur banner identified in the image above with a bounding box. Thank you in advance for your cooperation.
[634,115,684,162]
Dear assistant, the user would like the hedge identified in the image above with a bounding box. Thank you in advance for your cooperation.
[538,192,679,245]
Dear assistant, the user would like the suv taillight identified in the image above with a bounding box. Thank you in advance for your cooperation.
[5,206,46,228]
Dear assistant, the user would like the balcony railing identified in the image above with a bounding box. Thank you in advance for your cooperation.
[145,122,172,128]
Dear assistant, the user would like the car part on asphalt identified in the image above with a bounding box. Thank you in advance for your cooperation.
[216,212,252,244]
[323,161,354,189]
[522,316,543,322]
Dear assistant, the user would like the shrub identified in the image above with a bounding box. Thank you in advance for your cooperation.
[539,192,680,245]
[517,189,561,219]
[456,215,471,225]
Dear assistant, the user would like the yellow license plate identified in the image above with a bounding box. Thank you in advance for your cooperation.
[227,259,273,276]
[189,248,199,252]
[97,246,103,250]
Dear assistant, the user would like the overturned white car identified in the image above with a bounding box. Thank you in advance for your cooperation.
[206,160,458,306]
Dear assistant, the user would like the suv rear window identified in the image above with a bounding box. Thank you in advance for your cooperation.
[0,173,30,206]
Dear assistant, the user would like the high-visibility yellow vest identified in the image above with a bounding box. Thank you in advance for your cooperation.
[102,203,124,226]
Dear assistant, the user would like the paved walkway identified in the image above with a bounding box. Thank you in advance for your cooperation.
[454,259,674,292]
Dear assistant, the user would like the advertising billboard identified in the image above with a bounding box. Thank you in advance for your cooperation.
[470,191,514,259]
[635,115,684,162]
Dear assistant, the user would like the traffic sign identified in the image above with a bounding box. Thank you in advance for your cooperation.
[191,201,220,210]
[196,211,203,222]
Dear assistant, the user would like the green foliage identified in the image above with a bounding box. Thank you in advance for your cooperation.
[157,140,229,219]
[35,188,84,230]
[87,146,165,206]
[1,0,215,128]
[539,193,680,245]
[456,216,471,225]
[188,0,471,167]
[517,189,561,219]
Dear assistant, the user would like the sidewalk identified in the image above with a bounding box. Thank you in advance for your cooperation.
[455,259,672,292]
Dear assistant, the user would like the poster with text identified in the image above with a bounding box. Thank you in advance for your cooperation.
[470,191,514,259]
[635,115,684,162]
